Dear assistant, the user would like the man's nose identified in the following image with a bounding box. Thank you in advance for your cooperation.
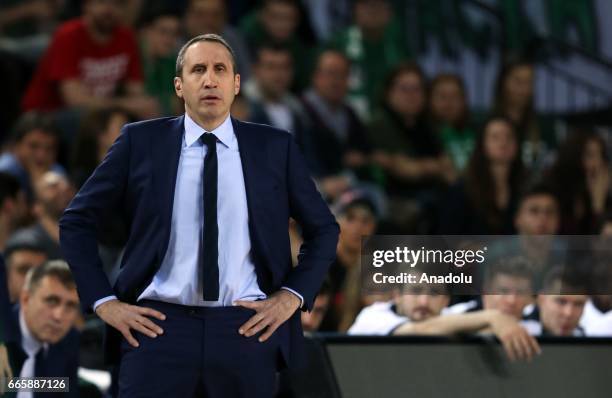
[51,306,65,322]
[203,71,217,88]
[504,294,518,305]
[561,304,574,318]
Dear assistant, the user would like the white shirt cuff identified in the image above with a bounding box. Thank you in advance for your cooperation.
[280,287,304,308]
[93,295,118,312]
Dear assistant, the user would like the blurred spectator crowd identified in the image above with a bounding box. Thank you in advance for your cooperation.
[0,0,611,396]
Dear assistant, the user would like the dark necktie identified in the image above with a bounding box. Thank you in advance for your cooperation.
[201,133,219,300]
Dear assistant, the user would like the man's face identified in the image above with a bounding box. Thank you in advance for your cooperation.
[354,0,390,35]
[313,52,350,106]
[254,49,293,101]
[185,0,226,36]
[145,16,180,57]
[21,276,80,344]
[2,190,29,229]
[338,206,377,252]
[397,283,449,322]
[504,65,534,109]
[34,173,75,221]
[482,274,533,319]
[301,293,330,332]
[515,194,560,235]
[14,130,58,176]
[260,2,299,42]
[7,250,47,303]
[174,41,240,127]
[84,0,121,35]
[538,293,587,336]
[430,80,465,126]
[387,72,425,118]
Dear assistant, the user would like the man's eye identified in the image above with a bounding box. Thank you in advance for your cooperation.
[45,297,60,306]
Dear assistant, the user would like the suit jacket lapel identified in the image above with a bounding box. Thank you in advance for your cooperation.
[151,115,184,261]
[232,118,272,268]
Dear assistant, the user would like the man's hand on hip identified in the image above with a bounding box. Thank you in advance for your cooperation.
[95,299,166,347]
[234,290,301,342]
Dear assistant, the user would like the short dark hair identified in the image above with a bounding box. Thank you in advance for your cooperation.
[261,0,299,9]
[540,266,589,295]
[253,42,293,65]
[314,49,351,71]
[9,112,59,145]
[484,256,534,290]
[383,62,427,104]
[518,182,559,209]
[4,229,47,264]
[137,5,181,29]
[0,172,22,207]
[175,34,237,77]
[24,260,76,294]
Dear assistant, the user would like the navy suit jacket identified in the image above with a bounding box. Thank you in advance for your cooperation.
[4,306,79,398]
[59,116,339,367]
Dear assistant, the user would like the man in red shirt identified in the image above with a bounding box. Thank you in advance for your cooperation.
[22,0,159,119]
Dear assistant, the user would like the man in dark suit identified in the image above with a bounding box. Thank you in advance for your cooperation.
[59,33,339,397]
[4,260,80,398]
[0,255,14,393]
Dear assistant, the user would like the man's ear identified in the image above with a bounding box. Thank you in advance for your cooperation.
[234,73,241,95]
[174,77,183,99]
[20,288,30,309]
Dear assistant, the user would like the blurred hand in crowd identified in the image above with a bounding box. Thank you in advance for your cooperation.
[343,150,368,168]
[319,175,351,200]
[489,311,541,362]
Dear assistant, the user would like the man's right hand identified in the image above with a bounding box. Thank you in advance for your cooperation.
[490,312,541,362]
[95,299,166,347]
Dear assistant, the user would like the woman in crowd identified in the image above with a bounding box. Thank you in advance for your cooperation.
[70,107,131,271]
[493,58,557,172]
[429,73,476,171]
[368,62,455,232]
[439,116,526,234]
[546,130,610,234]
[70,107,130,189]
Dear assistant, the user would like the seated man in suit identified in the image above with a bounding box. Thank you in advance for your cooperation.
[0,255,14,394]
[4,260,80,397]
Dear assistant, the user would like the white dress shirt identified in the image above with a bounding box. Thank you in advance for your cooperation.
[94,113,302,309]
[17,310,48,398]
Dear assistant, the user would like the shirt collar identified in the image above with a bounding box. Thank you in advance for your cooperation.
[19,309,47,357]
[184,112,236,150]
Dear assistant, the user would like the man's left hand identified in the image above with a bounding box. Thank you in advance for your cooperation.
[234,290,301,342]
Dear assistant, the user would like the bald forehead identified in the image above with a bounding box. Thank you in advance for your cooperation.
[183,41,236,73]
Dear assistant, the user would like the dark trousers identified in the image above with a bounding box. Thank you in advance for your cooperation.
[118,300,280,398]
